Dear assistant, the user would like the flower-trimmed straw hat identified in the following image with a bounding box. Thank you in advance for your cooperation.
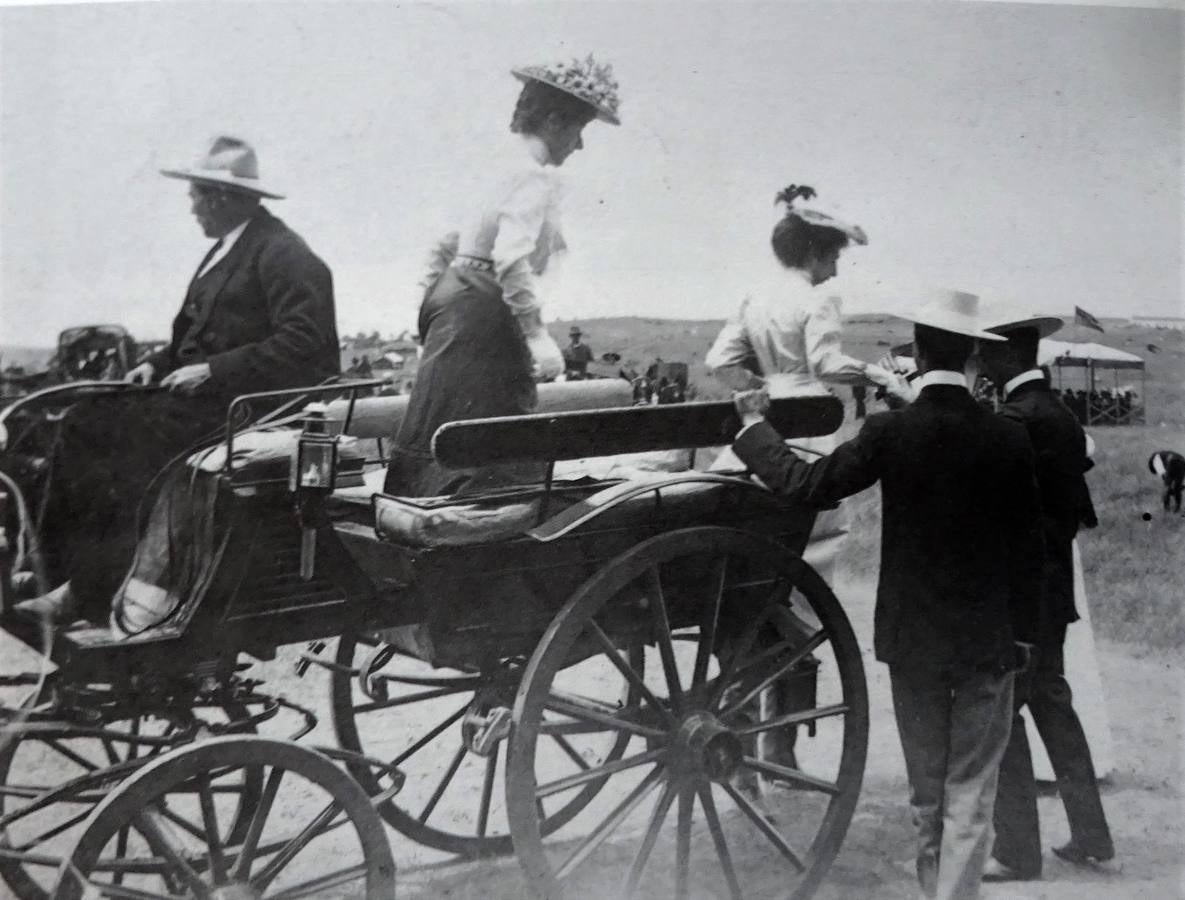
[512,54,622,125]
[161,135,284,199]
[776,184,867,246]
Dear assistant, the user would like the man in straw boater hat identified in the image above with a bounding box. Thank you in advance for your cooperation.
[562,325,594,378]
[975,310,1115,882]
[15,135,339,625]
[729,289,1045,900]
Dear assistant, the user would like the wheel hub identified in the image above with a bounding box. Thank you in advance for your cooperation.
[675,712,743,782]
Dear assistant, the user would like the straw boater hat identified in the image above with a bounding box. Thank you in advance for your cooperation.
[569,326,582,337]
[898,289,1006,342]
[512,54,622,125]
[160,135,285,200]
[982,308,1065,339]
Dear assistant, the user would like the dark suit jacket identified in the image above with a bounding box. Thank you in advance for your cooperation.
[734,383,1044,672]
[147,208,340,400]
[998,377,1095,635]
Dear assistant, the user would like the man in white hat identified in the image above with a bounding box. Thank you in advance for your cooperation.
[976,313,1114,881]
[730,289,1045,900]
[15,135,339,625]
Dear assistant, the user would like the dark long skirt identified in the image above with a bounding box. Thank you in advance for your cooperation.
[385,265,544,497]
[41,391,226,620]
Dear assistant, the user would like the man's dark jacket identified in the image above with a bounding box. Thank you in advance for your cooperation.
[998,376,1095,636]
[734,383,1045,672]
[147,207,340,398]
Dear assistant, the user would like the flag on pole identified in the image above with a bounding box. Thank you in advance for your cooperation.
[1074,306,1105,333]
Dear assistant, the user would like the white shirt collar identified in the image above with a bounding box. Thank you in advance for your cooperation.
[915,369,967,391]
[197,216,252,279]
[522,134,550,166]
[1003,369,1045,398]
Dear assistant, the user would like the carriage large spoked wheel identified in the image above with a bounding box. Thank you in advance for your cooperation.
[53,736,396,900]
[507,527,868,900]
[332,631,642,857]
[0,700,261,900]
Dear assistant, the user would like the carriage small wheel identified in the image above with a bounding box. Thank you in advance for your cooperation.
[506,526,869,900]
[52,735,395,900]
[332,631,644,858]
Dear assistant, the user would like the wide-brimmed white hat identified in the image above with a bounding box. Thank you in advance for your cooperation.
[897,289,1006,342]
[982,308,1064,339]
[512,54,621,125]
[161,135,284,199]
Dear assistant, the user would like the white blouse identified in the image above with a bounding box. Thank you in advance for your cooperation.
[706,265,879,395]
[417,134,565,376]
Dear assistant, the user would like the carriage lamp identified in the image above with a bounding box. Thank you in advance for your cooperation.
[289,403,340,493]
[289,403,341,581]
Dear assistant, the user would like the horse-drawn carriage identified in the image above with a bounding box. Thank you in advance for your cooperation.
[0,376,868,899]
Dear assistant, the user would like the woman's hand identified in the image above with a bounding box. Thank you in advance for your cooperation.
[527,331,564,382]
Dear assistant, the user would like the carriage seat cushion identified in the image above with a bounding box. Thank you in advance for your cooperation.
[189,429,366,487]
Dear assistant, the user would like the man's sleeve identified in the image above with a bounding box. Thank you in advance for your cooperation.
[206,238,336,389]
[1006,430,1046,645]
[732,418,881,507]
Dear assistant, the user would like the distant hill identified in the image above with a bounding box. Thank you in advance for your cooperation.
[0,345,52,372]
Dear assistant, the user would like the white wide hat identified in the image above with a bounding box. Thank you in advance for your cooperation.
[898,289,1006,342]
[982,307,1065,339]
[512,54,622,126]
[161,135,284,199]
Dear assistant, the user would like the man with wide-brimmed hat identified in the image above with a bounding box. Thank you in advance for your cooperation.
[730,289,1045,900]
[16,135,339,625]
[562,325,594,379]
[976,310,1115,882]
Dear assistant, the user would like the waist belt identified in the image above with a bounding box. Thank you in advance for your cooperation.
[452,255,494,273]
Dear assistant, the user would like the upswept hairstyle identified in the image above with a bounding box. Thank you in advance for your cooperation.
[510,80,598,136]
[770,184,851,270]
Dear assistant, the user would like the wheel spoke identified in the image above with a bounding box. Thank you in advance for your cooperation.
[698,783,743,899]
[674,783,693,900]
[623,781,675,897]
[11,806,92,850]
[134,808,210,897]
[691,555,729,693]
[157,804,208,842]
[587,620,673,726]
[741,757,840,795]
[230,766,284,881]
[719,630,828,719]
[390,702,470,767]
[267,863,369,899]
[544,696,665,741]
[536,748,666,800]
[548,733,591,771]
[418,744,467,825]
[646,567,684,714]
[707,590,782,708]
[476,743,499,838]
[196,773,228,883]
[250,798,342,893]
[64,879,179,900]
[720,781,805,872]
[555,764,666,880]
[736,703,849,736]
[45,737,101,772]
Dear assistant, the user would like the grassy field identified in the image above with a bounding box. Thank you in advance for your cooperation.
[550,314,1185,649]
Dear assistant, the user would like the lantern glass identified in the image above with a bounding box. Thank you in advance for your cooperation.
[296,439,337,489]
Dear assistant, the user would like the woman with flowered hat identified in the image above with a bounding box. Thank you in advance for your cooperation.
[385,54,621,497]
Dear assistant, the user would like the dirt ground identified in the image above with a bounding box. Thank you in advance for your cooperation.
[376,576,1183,900]
[4,574,1182,900]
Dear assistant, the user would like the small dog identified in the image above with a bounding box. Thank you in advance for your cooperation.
[1148,450,1185,512]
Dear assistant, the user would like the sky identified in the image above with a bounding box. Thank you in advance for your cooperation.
[0,0,1181,346]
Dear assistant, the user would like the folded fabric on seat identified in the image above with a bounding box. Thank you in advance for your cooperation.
[374,494,548,548]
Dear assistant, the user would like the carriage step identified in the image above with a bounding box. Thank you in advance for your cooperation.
[464,705,513,757]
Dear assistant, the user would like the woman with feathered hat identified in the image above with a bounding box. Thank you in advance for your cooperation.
[385,55,621,497]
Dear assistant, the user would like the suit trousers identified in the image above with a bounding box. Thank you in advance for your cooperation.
[890,664,1015,900]
[992,623,1113,873]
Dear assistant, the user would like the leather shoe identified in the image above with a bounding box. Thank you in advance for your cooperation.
[982,857,1039,882]
[13,582,78,625]
[1052,842,1120,872]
